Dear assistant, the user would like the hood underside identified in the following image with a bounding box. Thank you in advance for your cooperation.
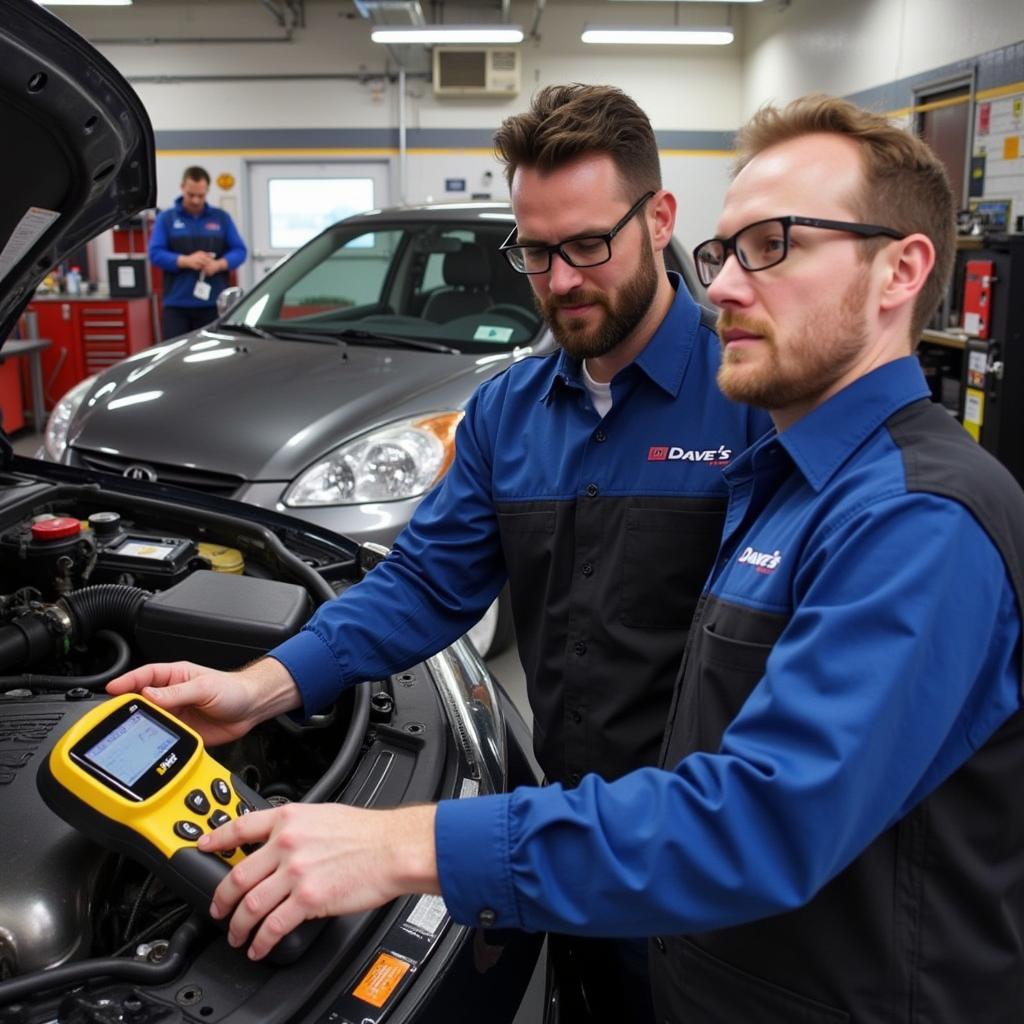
[0,0,155,341]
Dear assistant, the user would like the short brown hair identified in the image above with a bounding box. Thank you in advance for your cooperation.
[181,165,210,186]
[493,84,661,199]
[733,94,956,340]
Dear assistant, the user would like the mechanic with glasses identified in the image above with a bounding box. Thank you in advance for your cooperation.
[116,94,1024,1024]
[111,83,768,1024]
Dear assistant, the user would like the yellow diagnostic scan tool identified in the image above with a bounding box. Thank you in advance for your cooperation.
[37,693,324,964]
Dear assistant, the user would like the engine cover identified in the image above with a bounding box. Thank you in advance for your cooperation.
[0,694,108,976]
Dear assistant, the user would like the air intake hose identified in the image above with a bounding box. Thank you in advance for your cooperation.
[0,584,150,674]
[61,584,150,640]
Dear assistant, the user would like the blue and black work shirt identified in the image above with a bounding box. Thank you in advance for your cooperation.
[148,196,247,309]
[271,273,770,785]
[434,357,1024,1024]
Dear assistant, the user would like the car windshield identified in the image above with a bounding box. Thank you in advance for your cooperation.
[222,215,543,354]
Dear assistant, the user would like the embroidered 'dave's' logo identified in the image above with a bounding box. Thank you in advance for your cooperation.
[737,546,782,574]
[647,445,732,466]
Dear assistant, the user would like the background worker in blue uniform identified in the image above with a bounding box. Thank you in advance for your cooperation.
[114,94,1024,1022]
[111,84,767,1022]
[148,165,248,339]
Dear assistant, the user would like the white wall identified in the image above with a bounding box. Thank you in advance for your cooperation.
[58,0,744,131]
[51,0,743,283]
[742,0,1024,114]
[50,0,1024,287]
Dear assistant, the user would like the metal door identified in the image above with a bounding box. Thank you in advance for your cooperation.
[247,161,391,284]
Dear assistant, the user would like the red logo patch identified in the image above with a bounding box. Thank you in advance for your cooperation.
[648,446,669,461]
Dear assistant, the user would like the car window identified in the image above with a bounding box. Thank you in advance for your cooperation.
[225,215,543,353]
[279,229,400,319]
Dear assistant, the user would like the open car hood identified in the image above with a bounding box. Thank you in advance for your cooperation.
[0,0,154,341]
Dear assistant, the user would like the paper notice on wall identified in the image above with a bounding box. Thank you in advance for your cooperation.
[967,350,987,388]
[0,207,60,288]
[1003,136,1020,160]
[117,264,137,289]
[963,387,984,442]
[964,311,983,335]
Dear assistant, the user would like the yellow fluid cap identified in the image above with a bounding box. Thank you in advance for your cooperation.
[196,541,245,574]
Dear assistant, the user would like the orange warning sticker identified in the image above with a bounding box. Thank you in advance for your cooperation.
[353,951,411,1008]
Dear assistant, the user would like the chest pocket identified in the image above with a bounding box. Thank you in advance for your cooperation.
[496,508,557,581]
[620,506,725,629]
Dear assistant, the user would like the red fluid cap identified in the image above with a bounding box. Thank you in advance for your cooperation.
[31,517,82,541]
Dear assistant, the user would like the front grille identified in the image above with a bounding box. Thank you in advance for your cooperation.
[70,448,245,498]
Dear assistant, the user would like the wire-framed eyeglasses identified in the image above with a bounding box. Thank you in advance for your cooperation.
[500,191,656,275]
[692,216,907,287]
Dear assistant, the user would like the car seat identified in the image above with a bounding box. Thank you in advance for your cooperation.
[421,243,492,322]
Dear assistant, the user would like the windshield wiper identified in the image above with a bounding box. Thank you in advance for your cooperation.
[332,328,459,355]
[220,323,348,347]
[219,322,275,340]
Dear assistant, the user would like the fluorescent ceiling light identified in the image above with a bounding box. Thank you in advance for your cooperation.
[371,24,524,44]
[581,26,733,45]
[36,0,133,5]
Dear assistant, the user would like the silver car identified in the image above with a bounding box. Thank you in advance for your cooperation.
[44,202,700,655]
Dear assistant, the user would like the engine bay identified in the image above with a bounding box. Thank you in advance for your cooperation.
[0,467,501,1024]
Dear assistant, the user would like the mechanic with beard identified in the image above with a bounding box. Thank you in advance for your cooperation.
[110,84,768,1023]
[116,95,1024,1023]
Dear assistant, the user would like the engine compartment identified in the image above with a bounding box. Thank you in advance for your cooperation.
[0,467,536,1024]
[0,474,365,987]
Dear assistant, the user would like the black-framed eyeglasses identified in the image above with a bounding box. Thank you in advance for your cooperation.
[692,216,907,287]
[499,191,656,275]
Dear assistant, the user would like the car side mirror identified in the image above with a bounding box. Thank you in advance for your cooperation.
[216,285,244,317]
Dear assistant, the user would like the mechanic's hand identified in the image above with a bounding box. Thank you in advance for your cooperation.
[106,659,301,747]
[203,252,227,274]
[177,250,211,271]
[198,801,439,960]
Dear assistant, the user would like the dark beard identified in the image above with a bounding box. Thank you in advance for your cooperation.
[537,238,660,362]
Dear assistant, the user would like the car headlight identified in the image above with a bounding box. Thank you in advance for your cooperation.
[43,376,97,462]
[283,411,464,507]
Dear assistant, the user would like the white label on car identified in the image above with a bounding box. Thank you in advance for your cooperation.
[405,893,448,937]
[473,325,514,343]
[459,777,480,798]
[0,207,60,288]
[116,541,178,561]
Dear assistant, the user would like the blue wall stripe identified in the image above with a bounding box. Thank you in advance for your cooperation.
[154,126,736,152]
[154,38,1023,154]
[848,38,1024,112]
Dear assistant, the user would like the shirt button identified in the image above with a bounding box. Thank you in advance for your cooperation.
[594,429,607,443]
[573,641,587,656]
[478,908,497,928]
[581,562,594,577]
[585,483,599,497]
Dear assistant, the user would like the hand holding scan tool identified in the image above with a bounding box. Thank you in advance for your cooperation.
[37,693,325,964]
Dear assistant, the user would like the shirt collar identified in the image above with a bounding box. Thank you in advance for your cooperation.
[541,272,704,403]
[173,196,209,218]
[775,356,931,492]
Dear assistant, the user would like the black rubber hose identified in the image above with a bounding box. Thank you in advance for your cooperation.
[0,912,203,1006]
[0,625,30,672]
[61,584,149,639]
[0,630,132,691]
[301,687,370,804]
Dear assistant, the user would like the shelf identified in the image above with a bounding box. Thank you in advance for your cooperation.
[919,329,968,351]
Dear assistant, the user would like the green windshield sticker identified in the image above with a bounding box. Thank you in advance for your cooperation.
[473,325,514,343]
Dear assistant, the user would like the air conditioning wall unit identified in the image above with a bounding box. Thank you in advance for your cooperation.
[432,47,521,97]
